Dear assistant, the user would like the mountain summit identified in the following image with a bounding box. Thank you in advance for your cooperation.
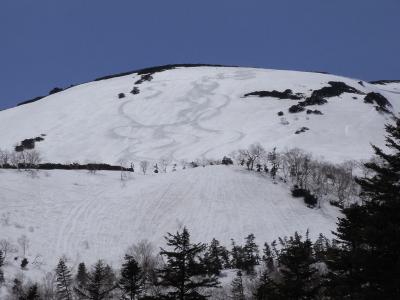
[0,65,399,164]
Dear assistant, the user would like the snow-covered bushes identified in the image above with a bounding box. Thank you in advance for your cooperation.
[232,144,358,208]
[291,186,318,208]
[221,156,234,165]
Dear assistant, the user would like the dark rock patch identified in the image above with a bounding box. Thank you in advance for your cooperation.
[277,111,284,116]
[295,127,309,134]
[364,92,392,113]
[306,109,323,115]
[311,81,364,99]
[289,105,305,113]
[17,96,45,107]
[14,136,45,152]
[131,87,140,95]
[118,93,126,99]
[244,89,303,100]
[17,86,71,107]
[298,96,328,107]
[49,87,63,95]
[288,81,364,114]
[21,139,35,150]
[15,145,25,152]
[369,80,400,85]
[135,74,154,85]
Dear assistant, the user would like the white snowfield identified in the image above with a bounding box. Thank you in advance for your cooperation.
[0,66,399,164]
[0,166,339,273]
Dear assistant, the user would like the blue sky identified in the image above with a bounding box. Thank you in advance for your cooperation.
[1,0,399,110]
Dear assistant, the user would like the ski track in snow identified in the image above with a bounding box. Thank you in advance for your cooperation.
[1,166,339,273]
[110,73,248,161]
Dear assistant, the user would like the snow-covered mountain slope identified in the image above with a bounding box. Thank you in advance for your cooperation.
[0,166,339,272]
[1,66,399,164]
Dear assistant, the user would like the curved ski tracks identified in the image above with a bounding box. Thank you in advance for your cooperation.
[110,73,247,161]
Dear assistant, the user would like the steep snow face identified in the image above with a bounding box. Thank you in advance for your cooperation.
[0,166,339,271]
[0,67,399,164]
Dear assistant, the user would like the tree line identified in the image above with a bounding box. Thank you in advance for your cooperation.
[231,144,361,208]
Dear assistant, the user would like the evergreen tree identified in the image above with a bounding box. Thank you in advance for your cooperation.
[158,227,220,299]
[277,232,319,299]
[0,250,4,285]
[119,254,144,300]
[26,283,40,300]
[326,117,400,299]
[268,147,279,182]
[202,238,229,276]
[261,243,275,273]
[56,258,73,300]
[231,270,245,300]
[243,234,260,274]
[74,260,116,300]
[313,233,330,262]
[76,262,88,289]
[12,278,24,298]
[256,232,319,299]
[255,270,281,300]
[230,239,245,271]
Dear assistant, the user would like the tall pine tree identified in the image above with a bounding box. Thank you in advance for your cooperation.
[158,227,220,299]
[231,270,245,300]
[327,116,400,299]
[120,254,144,300]
[0,250,4,285]
[277,232,319,299]
[56,258,73,300]
[74,260,116,300]
[256,232,320,299]
[243,234,260,274]
[75,262,88,290]
[202,238,229,276]
[230,239,246,271]
[26,283,40,300]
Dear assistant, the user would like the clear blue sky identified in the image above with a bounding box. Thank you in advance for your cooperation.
[1,0,399,110]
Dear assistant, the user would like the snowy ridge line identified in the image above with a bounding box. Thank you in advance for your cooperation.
[15,64,237,107]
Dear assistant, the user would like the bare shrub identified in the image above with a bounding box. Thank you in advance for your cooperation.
[159,157,172,173]
[0,238,18,261]
[25,150,42,168]
[238,143,266,170]
[17,235,30,257]
[40,271,57,300]
[118,158,129,181]
[10,151,24,170]
[126,240,161,294]
[140,160,149,175]
[0,149,11,167]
